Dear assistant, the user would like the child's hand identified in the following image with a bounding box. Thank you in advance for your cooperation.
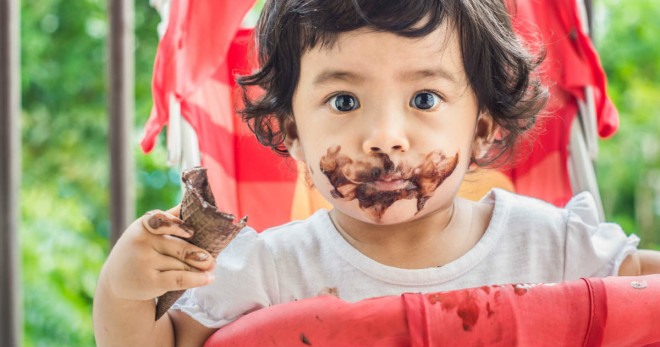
[100,206,216,302]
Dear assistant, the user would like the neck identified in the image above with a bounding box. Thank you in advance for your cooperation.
[330,199,483,269]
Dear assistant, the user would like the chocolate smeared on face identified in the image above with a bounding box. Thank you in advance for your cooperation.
[319,145,459,221]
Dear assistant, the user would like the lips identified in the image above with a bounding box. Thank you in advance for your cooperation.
[378,174,402,182]
[370,177,410,191]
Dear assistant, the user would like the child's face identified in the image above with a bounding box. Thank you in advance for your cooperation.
[287,23,492,225]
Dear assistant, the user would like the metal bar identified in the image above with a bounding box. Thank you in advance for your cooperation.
[585,0,593,37]
[569,116,606,222]
[576,0,599,160]
[108,0,135,246]
[0,0,22,345]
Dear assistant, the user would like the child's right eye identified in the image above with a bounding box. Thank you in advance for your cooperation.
[328,94,360,112]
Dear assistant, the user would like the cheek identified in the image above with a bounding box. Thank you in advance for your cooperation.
[297,130,349,172]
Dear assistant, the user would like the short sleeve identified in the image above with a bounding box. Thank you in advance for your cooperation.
[171,227,280,328]
[563,192,640,281]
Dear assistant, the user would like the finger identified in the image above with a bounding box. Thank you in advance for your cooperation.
[157,270,215,291]
[142,210,194,238]
[152,236,216,271]
[166,204,181,218]
[153,253,216,272]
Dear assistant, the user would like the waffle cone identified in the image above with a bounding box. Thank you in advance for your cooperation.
[155,167,247,320]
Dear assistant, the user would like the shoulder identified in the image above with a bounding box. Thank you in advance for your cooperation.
[481,188,627,237]
[481,188,568,230]
[475,189,638,281]
[260,208,331,239]
[481,188,617,226]
[481,189,640,279]
[258,209,332,256]
[476,189,570,272]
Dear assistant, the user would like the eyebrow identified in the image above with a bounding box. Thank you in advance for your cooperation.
[399,68,459,84]
[311,68,460,86]
[312,70,365,86]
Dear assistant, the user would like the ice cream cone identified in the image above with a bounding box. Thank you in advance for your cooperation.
[155,166,247,320]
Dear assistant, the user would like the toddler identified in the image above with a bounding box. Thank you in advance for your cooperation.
[93,0,660,346]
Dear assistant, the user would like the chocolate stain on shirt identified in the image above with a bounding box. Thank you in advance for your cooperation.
[317,287,340,298]
[319,145,459,221]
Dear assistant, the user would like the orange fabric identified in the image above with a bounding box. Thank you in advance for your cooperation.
[457,168,515,201]
[205,275,660,347]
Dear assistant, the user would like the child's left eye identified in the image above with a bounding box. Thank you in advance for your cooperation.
[410,91,442,110]
[328,94,360,112]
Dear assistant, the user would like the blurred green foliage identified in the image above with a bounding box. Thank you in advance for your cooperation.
[20,0,176,345]
[594,0,660,248]
[16,0,659,345]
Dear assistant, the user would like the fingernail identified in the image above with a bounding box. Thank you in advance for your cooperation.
[186,251,210,262]
[149,215,171,229]
[148,213,171,229]
[206,272,215,283]
[147,211,192,235]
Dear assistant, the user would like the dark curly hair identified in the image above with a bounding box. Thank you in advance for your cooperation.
[236,0,548,167]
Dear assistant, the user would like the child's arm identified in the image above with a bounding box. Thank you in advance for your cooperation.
[93,207,217,347]
[618,249,660,276]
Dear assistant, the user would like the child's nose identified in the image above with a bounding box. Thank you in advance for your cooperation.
[362,128,410,155]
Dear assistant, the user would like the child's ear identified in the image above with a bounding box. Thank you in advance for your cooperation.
[286,137,305,162]
[283,116,305,162]
[472,112,497,161]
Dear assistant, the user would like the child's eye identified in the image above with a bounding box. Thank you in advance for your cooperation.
[328,94,360,112]
[411,91,443,110]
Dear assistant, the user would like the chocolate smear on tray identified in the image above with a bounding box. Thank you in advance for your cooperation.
[155,167,247,320]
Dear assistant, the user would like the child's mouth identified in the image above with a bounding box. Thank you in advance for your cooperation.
[319,145,459,222]
[370,176,410,191]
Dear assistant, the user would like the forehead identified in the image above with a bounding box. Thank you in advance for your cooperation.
[298,22,467,86]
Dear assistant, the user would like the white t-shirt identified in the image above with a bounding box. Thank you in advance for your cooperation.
[172,189,639,328]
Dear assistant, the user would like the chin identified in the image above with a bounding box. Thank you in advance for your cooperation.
[346,198,425,225]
